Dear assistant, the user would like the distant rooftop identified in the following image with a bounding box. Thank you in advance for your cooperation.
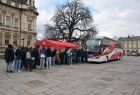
[119,36,140,41]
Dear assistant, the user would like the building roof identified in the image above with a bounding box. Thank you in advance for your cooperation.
[0,1,39,15]
[119,36,140,41]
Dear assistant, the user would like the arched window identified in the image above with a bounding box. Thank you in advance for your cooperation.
[0,14,2,23]
[5,33,11,45]
[136,41,138,48]
[6,16,11,27]
[27,35,32,46]
[14,18,19,28]
[13,33,18,45]
[29,0,31,5]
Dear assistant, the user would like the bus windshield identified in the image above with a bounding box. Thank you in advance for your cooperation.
[86,39,101,52]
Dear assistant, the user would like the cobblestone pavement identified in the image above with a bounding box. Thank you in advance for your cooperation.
[0,56,140,95]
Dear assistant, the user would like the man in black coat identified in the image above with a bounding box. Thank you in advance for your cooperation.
[4,44,14,73]
[15,46,22,72]
[46,47,53,69]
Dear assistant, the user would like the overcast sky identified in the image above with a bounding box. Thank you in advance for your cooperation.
[35,0,140,40]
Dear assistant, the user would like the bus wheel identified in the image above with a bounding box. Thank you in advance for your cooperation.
[105,56,108,62]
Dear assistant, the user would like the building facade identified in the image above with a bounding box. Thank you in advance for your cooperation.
[119,36,140,55]
[0,0,38,53]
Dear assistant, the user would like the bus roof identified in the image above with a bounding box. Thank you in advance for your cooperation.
[89,36,122,43]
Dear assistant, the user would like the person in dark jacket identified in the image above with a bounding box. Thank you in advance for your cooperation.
[21,47,26,70]
[51,49,56,67]
[39,46,46,69]
[72,49,77,64]
[31,48,36,69]
[15,46,22,72]
[46,47,53,69]
[4,44,14,73]
[59,49,65,64]
[35,45,40,68]
[76,49,82,63]
[26,48,33,72]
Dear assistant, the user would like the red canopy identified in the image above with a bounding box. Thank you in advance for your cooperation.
[35,40,80,49]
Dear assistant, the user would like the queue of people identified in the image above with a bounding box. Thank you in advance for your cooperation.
[4,44,88,73]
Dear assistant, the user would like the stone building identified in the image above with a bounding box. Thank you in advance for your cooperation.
[0,0,38,53]
[119,36,140,55]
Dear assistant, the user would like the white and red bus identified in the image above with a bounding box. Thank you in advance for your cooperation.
[86,36,124,62]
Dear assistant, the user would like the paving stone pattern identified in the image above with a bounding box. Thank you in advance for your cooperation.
[0,56,140,95]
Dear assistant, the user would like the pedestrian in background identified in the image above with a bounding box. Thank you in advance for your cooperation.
[34,45,40,69]
[51,48,56,67]
[21,47,26,70]
[39,46,46,69]
[46,46,53,69]
[76,49,82,63]
[66,48,72,65]
[26,48,33,72]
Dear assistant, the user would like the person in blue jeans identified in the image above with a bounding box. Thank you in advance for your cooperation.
[4,44,14,73]
[66,48,72,65]
[51,49,56,67]
[46,47,53,69]
[39,47,46,70]
[15,46,22,72]
[76,49,81,63]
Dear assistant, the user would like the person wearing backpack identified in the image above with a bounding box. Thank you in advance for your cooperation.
[26,48,32,72]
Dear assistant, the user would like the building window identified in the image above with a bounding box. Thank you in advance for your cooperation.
[5,40,9,45]
[7,0,11,5]
[33,1,35,6]
[13,33,18,45]
[27,35,32,46]
[29,0,31,5]
[131,42,134,48]
[0,14,2,24]
[13,40,17,45]
[14,18,19,28]
[5,33,11,45]
[136,41,138,48]
[28,23,32,31]
[6,16,11,27]
[27,40,30,46]
[127,43,129,48]
[15,3,19,7]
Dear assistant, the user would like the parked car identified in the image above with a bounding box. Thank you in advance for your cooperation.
[131,50,139,56]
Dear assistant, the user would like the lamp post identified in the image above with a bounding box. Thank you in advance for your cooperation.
[19,0,23,46]
[0,23,3,46]
[22,38,24,47]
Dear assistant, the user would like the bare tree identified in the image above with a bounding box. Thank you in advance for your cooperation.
[45,0,97,42]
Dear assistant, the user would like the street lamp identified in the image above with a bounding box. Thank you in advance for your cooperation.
[19,0,23,46]
[22,38,24,47]
[0,23,3,46]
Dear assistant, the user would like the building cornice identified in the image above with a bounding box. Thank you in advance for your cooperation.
[0,2,39,16]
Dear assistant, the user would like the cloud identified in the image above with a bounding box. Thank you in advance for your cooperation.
[35,0,56,40]
[83,0,140,38]
[35,0,140,39]
[37,33,43,40]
